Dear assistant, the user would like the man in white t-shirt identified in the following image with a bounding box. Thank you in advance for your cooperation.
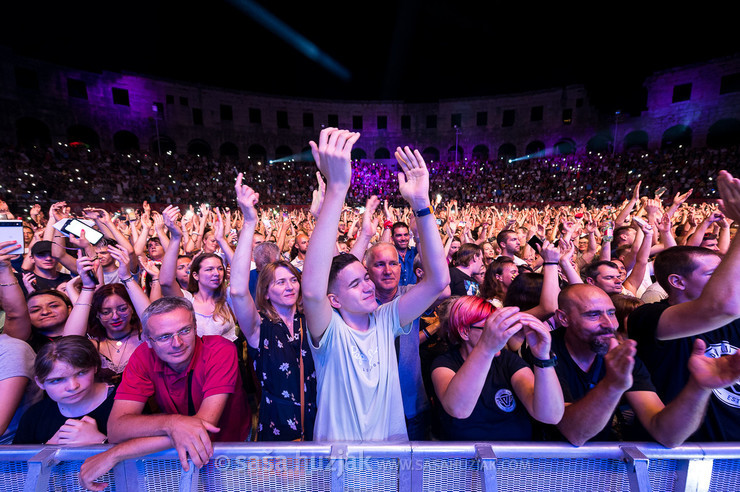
[302,128,449,441]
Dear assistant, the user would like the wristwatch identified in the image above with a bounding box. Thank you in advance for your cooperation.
[532,353,558,368]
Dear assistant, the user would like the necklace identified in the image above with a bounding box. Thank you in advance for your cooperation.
[108,330,133,353]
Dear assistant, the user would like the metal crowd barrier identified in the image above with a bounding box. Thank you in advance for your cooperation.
[2,441,738,492]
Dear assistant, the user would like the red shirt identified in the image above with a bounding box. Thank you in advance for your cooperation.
[116,335,250,442]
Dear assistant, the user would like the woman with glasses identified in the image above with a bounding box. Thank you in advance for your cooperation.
[14,336,115,445]
[230,174,317,441]
[63,249,147,384]
[430,296,563,440]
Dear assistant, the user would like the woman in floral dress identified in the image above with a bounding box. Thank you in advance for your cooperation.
[229,174,317,440]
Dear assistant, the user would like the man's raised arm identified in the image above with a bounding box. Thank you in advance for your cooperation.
[302,128,361,343]
[393,146,450,327]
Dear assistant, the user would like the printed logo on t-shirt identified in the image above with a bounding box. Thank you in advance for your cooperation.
[495,389,516,412]
[705,341,740,409]
[350,345,380,374]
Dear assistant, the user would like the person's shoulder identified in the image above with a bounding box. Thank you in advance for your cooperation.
[201,335,237,355]
[431,348,462,371]
[0,333,35,357]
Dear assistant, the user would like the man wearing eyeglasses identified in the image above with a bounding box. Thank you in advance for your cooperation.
[80,297,250,491]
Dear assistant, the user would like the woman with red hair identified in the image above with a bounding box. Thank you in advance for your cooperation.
[430,296,563,440]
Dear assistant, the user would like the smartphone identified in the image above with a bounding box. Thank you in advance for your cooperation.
[61,218,104,245]
[436,219,443,226]
[527,235,544,251]
[0,220,24,254]
[655,186,668,197]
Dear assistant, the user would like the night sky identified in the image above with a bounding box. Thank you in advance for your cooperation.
[2,1,737,115]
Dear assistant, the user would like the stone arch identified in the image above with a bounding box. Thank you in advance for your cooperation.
[374,147,391,159]
[113,130,140,152]
[586,134,612,153]
[248,144,267,163]
[553,138,576,155]
[623,131,649,151]
[447,145,463,161]
[525,140,545,156]
[661,125,692,149]
[472,144,490,162]
[351,148,367,160]
[16,117,51,148]
[150,135,176,154]
[707,118,740,149]
[67,124,100,148]
[187,139,211,157]
[422,147,440,162]
[219,142,239,159]
[498,143,516,161]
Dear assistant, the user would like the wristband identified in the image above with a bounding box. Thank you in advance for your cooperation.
[0,281,19,287]
[384,220,393,230]
[81,286,96,291]
[542,262,558,265]
[532,353,558,368]
[421,327,432,340]
[414,206,434,218]
[120,275,135,283]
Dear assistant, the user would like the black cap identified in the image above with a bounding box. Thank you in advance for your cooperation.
[31,240,53,256]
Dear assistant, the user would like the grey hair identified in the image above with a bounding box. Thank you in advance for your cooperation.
[140,296,196,335]
[254,241,281,271]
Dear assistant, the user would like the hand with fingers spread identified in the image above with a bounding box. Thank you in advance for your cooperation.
[308,127,360,190]
[361,195,381,237]
[309,171,326,218]
[394,146,431,210]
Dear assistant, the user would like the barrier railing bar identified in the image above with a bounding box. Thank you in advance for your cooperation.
[475,444,498,492]
[674,458,713,492]
[330,443,347,492]
[113,458,140,492]
[179,459,198,492]
[622,445,652,492]
[22,447,59,492]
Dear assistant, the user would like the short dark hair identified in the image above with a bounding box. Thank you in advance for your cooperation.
[581,260,619,283]
[328,253,361,294]
[34,335,101,383]
[653,246,721,292]
[496,229,517,247]
[504,272,543,311]
[27,289,72,309]
[391,222,409,235]
[452,243,482,267]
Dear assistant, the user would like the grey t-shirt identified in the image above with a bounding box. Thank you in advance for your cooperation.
[310,297,410,441]
[0,334,42,444]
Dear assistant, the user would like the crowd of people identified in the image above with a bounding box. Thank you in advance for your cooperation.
[1,128,740,490]
[1,142,737,212]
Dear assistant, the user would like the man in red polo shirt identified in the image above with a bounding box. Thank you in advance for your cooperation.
[80,297,250,490]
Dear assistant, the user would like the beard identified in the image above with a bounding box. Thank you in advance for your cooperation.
[589,330,615,356]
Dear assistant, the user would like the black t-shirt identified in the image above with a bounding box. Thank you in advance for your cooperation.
[448,266,480,297]
[16,270,73,298]
[430,348,532,441]
[13,385,116,444]
[628,300,740,441]
[523,327,654,442]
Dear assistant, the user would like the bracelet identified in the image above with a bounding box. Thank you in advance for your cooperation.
[532,353,558,368]
[75,302,92,307]
[81,286,96,291]
[414,205,434,218]
[421,327,432,340]
[151,278,160,283]
[0,281,19,287]
[543,262,558,265]
[120,275,134,283]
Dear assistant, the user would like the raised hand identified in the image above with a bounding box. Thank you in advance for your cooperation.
[308,128,360,189]
[76,249,99,289]
[395,146,430,209]
[309,171,326,218]
[234,173,259,223]
[519,313,553,360]
[161,205,182,237]
[362,196,381,237]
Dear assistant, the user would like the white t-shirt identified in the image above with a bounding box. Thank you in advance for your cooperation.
[182,290,238,341]
[310,297,410,441]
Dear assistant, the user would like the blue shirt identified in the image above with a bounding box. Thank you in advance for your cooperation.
[397,246,418,286]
